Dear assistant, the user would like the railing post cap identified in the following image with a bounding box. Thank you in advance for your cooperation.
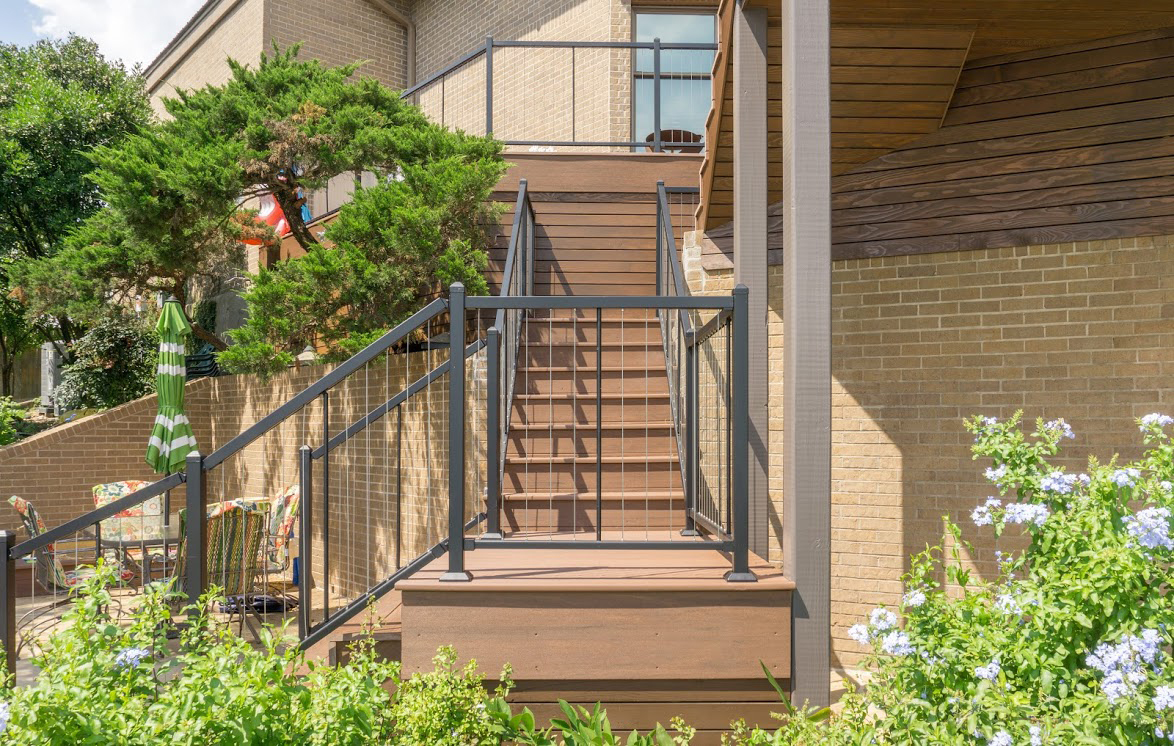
[0,530,13,542]
[298,444,312,453]
[185,450,203,460]
[733,284,749,294]
[450,282,466,294]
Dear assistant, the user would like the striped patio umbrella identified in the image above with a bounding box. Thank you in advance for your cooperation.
[145,298,197,473]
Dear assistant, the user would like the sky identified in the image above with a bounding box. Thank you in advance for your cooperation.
[0,0,205,68]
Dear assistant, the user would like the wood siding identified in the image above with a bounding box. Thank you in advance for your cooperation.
[700,28,1174,268]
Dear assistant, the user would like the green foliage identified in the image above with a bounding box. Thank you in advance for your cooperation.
[737,412,1174,745]
[219,143,506,373]
[0,35,150,352]
[55,312,157,410]
[0,396,21,446]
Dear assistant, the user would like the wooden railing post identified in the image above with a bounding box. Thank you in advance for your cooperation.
[442,283,472,581]
[0,531,14,681]
[184,450,207,606]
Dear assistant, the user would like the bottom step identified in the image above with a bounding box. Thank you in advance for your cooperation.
[502,491,686,533]
[329,631,402,668]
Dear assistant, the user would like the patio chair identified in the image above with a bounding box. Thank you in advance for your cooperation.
[7,495,133,656]
[92,480,168,578]
[172,500,269,636]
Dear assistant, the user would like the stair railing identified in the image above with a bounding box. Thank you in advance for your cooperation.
[401,37,717,151]
[485,180,534,539]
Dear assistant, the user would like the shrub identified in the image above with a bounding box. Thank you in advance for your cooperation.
[0,398,21,447]
[55,312,157,410]
[744,411,1174,745]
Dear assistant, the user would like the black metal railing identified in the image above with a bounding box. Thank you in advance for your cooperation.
[402,37,718,152]
[485,179,535,539]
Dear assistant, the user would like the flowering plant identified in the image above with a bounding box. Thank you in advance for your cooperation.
[836,412,1174,744]
[734,412,1174,745]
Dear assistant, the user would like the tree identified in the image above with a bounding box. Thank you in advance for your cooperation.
[0,36,151,357]
[219,134,505,375]
[20,44,501,358]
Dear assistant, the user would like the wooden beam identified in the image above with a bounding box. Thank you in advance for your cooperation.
[733,1,770,562]
[780,0,832,708]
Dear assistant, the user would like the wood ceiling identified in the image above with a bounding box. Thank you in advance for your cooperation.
[698,0,1174,232]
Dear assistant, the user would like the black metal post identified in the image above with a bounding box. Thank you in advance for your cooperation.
[655,181,664,294]
[596,308,603,541]
[321,391,330,619]
[184,450,208,605]
[727,285,756,582]
[682,331,699,536]
[0,531,14,682]
[485,326,503,539]
[485,36,494,136]
[297,445,312,639]
[442,283,472,581]
[652,37,662,152]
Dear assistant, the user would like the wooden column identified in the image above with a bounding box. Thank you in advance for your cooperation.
[732,0,770,559]
[780,0,832,707]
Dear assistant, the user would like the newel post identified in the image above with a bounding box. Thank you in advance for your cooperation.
[442,283,472,581]
[184,450,207,606]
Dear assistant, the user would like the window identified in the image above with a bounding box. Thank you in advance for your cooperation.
[633,10,717,151]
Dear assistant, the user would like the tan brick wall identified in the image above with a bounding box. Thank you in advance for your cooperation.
[410,0,632,149]
[147,0,266,115]
[265,0,410,90]
[687,233,1174,669]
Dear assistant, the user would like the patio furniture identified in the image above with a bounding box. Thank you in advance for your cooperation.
[7,495,134,656]
[172,500,269,636]
[92,480,171,578]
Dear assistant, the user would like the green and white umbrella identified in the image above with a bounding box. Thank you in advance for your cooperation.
[145,298,197,473]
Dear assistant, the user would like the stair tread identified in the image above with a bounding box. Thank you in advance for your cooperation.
[502,490,683,500]
[507,455,679,465]
[523,341,661,348]
[517,365,666,373]
[516,392,669,400]
[510,421,674,430]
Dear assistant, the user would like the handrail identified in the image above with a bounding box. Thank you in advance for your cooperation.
[494,179,531,331]
[657,182,697,337]
[10,472,185,559]
[204,297,449,470]
[311,338,486,460]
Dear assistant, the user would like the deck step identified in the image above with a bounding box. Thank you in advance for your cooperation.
[507,454,679,465]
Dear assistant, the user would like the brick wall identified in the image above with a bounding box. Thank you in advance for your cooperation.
[685,232,1174,668]
[147,0,266,115]
[265,0,410,90]
[410,0,632,150]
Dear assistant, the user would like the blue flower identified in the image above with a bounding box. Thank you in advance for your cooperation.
[972,497,1002,527]
[1140,413,1174,430]
[995,594,1023,615]
[114,647,151,669]
[1154,685,1174,711]
[1086,630,1164,704]
[1040,471,1079,495]
[985,464,1008,483]
[880,630,914,656]
[1045,418,1075,439]
[975,658,1001,681]
[1004,502,1049,526]
[903,589,927,608]
[0,701,8,735]
[870,608,898,631]
[989,729,1012,746]
[1111,468,1141,488]
[848,624,871,645]
[1124,507,1173,551]
[1029,725,1042,746]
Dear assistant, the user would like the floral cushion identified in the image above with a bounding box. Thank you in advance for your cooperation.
[92,481,164,542]
[8,495,133,589]
[268,484,300,559]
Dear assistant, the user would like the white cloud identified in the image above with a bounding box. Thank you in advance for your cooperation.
[30,0,205,68]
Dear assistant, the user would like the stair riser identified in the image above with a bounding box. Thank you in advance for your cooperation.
[502,501,685,533]
[504,465,682,492]
[516,370,670,395]
[522,348,664,367]
[512,401,672,424]
[523,324,660,345]
[508,432,677,458]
